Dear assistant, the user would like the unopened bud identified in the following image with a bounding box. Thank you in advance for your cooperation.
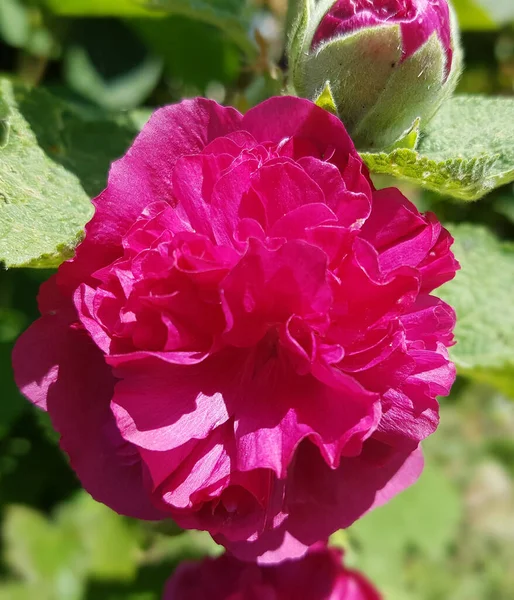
[288,0,462,149]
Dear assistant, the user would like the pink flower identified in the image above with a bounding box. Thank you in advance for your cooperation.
[13,96,458,563]
[163,545,381,600]
[312,0,453,79]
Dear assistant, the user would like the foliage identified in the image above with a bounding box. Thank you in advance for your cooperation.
[344,382,514,600]
[362,95,514,200]
[439,224,514,396]
[0,489,222,599]
[322,92,514,201]
[44,0,257,58]
[452,0,514,29]
[0,79,139,267]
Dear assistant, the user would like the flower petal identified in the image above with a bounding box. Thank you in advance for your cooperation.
[110,353,232,453]
[59,99,243,290]
[242,96,359,172]
[285,439,423,545]
[14,317,164,520]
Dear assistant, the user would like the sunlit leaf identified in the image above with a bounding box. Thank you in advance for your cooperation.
[362,95,514,200]
[440,224,514,397]
[0,78,138,268]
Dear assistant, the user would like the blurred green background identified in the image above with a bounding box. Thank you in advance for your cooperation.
[1,1,514,598]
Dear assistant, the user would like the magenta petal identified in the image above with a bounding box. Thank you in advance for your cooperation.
[244,531,310,566]
[298,156,371,228]
[12,94,458,561]
[12,314,64,411]
[59,99,243,290]
[111,354,232,453]
[330,240,420,345]
[171,154,228,242]
[362,188,437,272]
[15,318,164,520]
[242,96,358,168]
[407,344,456,397]
[368,445,424,511]
[37,274,70,314]
[163,545,381,599]
[217,526,310,566]
[250,160,325,228]
[13,277,73,412]
[170,471,282,546]
[163,556,265,600]
[401,295,456,349]
[222,239,331,348]
[203,130,258,157]
[286,440,423,545]
[270,203,338,242]
[211,159,261,243]
[312,0,453,76]
[418,226,460,292]
[375,388,439,449]
[157,423,234,510]
[401,1,452,75]
[234,348,379,473]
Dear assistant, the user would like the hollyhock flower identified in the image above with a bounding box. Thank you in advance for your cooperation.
[164,544,381,599]
[288,0,462,149]
[13,96,458,563]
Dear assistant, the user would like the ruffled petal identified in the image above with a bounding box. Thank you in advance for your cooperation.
[234,354,379,477]
[222,239,332,348]
[59,99,243,290]
[285,440,423,545]
[110,353,232,453]
[242,96,360,173]
[14,318,164,520]
[217,526,309,566]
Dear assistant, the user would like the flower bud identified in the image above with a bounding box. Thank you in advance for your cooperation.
[288,0,462,150]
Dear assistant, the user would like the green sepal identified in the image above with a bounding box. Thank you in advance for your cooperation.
[313,81,338,116]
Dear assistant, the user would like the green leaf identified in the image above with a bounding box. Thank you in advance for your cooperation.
[0,78,139,268]
[453,0,514,30]
[2,494,142,597]
[286,0,311,88]
[348,464,461,588]
[362,95,514,200]
[2,505,84,599]
[439,224,514,397]
[0,584,44,600]
[63,20,163,111]
[0,309,27,344]
[0,0,30,49]
[0,0,60,58]
[494,193,514,225]
[0,342,28,440]
[44,0,257,58]
[43,0,165,17]
[385,118,421,152]
[151,529,224,561]
[57,492,139,582]
[481,0,514,25]
[144,0,256,58]
[130,15,240,90]
[33,409,61,445]
[452,0,497,30]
